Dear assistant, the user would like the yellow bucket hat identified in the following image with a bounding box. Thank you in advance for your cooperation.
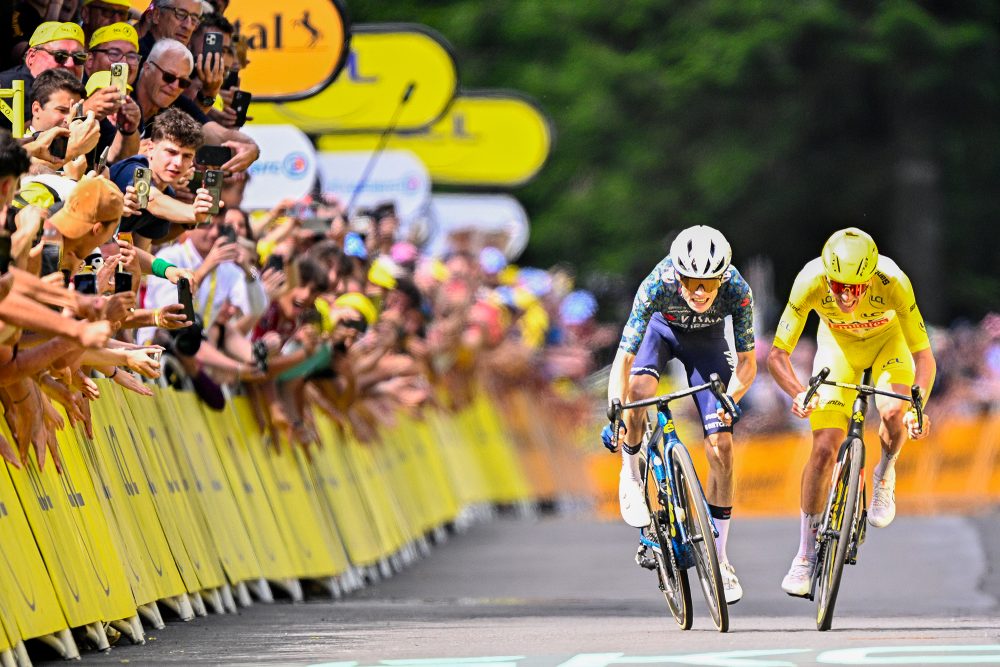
[29,22,85,48]
[89,22,139,51]
[85,70,133,96]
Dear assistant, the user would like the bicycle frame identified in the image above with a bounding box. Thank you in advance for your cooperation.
[638,404,713,570]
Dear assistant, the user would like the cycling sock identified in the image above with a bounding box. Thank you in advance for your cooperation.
[621,448,642,481]
[796,510,819,561]
[708,505,732,562]
[873,453,899,481]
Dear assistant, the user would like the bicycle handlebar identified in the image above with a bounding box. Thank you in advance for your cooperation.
[804,366,924,433]
[608,374,736,451]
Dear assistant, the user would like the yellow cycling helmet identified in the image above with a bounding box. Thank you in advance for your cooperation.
[822,227,878,284]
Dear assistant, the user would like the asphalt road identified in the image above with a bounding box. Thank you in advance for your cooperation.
[51,511,1000,666]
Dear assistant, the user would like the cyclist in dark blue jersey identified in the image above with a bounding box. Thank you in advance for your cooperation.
[604,225,757,605]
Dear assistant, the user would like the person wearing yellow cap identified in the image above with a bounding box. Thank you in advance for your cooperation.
[82,22,142,162]
[81,0,132,40]
[86,22,141,86]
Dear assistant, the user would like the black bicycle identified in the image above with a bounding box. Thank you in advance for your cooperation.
[801,366,923,631]
[609,374,738,632]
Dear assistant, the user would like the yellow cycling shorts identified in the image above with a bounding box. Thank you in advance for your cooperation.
[809,320,915,431]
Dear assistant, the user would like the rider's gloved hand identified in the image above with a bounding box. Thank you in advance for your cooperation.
[601,421,625,453]
[716,395,743,426]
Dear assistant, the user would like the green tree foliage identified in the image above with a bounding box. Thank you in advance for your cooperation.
[350,0,1000,322]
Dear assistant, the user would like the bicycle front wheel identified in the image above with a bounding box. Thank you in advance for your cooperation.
[815,437,863,631]
[671,446,728,633]
[643,453,692,629]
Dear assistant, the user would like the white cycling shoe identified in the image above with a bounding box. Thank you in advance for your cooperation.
[868,470,897,528]
[720,561,742,604]
[619,473,650,528]
[781,556,815,598]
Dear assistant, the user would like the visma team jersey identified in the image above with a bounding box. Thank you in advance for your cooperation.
[773,256,931,354]
[618,256,755,355]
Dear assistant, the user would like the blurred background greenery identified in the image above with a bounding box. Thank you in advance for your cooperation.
[351,1,1000,327]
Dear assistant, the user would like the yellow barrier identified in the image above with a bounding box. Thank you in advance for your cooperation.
[588,414,1000,518]
[0,380,574,658]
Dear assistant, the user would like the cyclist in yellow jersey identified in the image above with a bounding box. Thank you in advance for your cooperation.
[767,228,936,597]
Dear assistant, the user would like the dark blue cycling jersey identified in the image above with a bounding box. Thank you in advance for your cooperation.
[618,256,755,355]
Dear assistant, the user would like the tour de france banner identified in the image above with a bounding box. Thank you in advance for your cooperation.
[426,194,530,260]
[248,24,459,133]
[241,125,318,209]
[128,0,350,101]
[318,92,554,187]
[317,150,431,224]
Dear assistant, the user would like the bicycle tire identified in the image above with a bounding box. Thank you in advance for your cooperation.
[642,451,692,629]
[671,445,729,632]
[815,437,863,631]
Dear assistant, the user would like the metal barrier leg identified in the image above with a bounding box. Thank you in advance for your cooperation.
[160,593,195,621]
[0,649,16,667]
[189,590,208,617]
[111,615,145,644]
[84,622,111,651]
[220,583,238,613]
[203,587,225,614]
[249,577,274,603]
[379,557,393,579]
[37,629,79,660]
[12,641,30,667]
[271,578,303,603]
[417,535,432,558]
[235,581,254,607]
[138,601,165,629]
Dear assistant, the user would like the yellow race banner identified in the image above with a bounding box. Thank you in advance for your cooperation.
[249,24,458,133]
[318,91,554,186]
[128,0,350,101]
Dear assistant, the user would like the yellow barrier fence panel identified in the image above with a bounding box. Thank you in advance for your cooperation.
[291,446,352,575]
[386,420,435,535]
[473,393,534,503]
[51,418,137,623]
[369,431,421,545]
[0,461,67,641]
[501,391,559,501]
[409,418,460,525]
[89,384,186,601]
[229,398,342,579]
[425,410,480,506]
[0,603,14,653]
[311,413,384,566]
[343,435,401,557]
[75,398,160,607]
[117,387,220,594]
[199,402,300,580]
[5,434,107,627]
[158,390,261,584]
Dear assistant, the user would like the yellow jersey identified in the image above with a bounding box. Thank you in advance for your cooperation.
[773,256,930,354]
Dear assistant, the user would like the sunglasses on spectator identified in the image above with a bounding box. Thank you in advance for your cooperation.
[828,279,869,298]
[341,318,368,334]
[678,275,722,293]
[36,48,88,65]
[148,61,193,89]
[160,6,203,24]
[90,48,141,65]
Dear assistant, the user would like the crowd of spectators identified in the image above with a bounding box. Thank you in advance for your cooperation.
[0,0,609,472]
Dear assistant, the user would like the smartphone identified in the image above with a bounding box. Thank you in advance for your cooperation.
[109,62,128,97]
[41,242,61,276]
[95,146,110,174]
[114,270,133,293]
[116,231,133,246]
[34,131,67,160]
[231,90,251,127]
[177,277,195,322]
[218,223,237,245]
[0,235,11,274]
[72,102,85,122]
[263,253,284,273]
[73,272,97,294]
[222,68,239,91]
[195,144,233,167]
[202,31,225,58]
[187,169,204,192]
[132,166,151,209]
[204,169,223,215]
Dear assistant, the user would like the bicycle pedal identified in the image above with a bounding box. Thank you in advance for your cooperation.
[635,546,657,571]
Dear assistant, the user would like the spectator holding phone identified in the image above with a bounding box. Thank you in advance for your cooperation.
[26,70,100,166]
[83,23,143,163]
[110,108,214,248]
[186,14,231,116]
[133,39,259,173]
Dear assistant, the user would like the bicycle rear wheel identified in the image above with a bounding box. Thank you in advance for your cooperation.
[643,453,692,629]
[671,446,728,632]
[815,437,863,631]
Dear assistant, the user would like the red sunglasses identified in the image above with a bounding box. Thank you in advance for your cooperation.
[828,279,868,298]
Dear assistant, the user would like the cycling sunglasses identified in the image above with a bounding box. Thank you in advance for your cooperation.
[678,275,722,293]
[828,279,869,298]
[37,48,88,65]
[148,61,193,89]
[341,318,368,334]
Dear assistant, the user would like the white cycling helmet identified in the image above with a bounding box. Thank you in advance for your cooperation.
[669,225,732,279]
